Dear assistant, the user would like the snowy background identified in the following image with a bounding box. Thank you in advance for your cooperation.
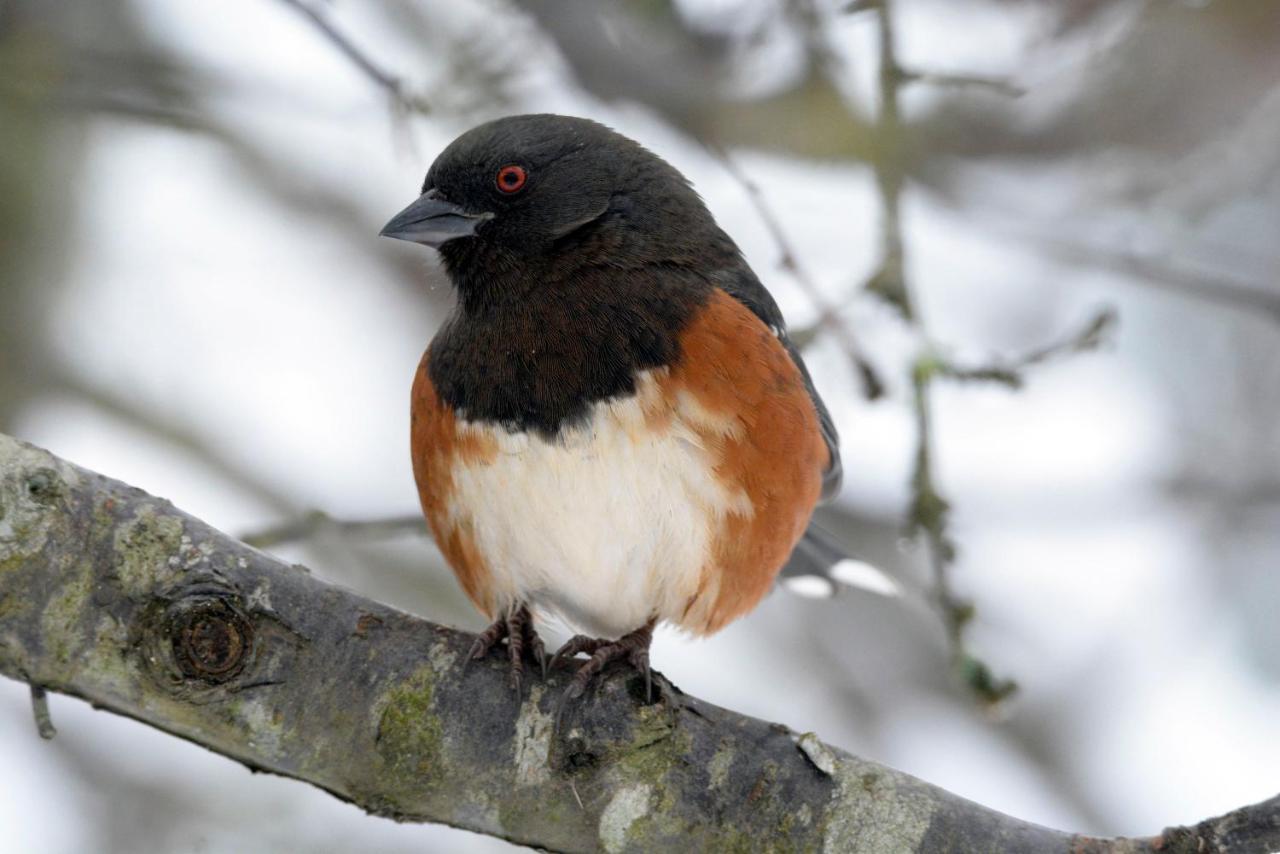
[2,0,1279,850]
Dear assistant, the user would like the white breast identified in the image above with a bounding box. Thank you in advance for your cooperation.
[443,370,751,638]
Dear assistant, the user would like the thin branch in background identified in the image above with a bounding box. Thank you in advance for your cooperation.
[711,145,885,400]
[862,0,1018,707]
[241,511,426,549]
[862,6,911,323]
[900,309,1115,707]
[1034,238,1280,326]
[899,69,1026,99]
[935,308,1117,388]
[856,1,1120,707]
[274,0,432,115]
[904,311,1117,690]
[905,359,1012,707]
[50,370,297,515]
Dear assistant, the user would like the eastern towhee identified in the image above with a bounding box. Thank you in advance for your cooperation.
[380,114,890,699]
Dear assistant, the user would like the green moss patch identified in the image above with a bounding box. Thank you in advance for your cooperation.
[375,666,445,802]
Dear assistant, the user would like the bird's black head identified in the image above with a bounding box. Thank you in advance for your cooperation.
[380,114,733,306]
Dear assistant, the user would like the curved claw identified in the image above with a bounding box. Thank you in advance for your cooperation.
[506,616,526,698]
[557,619,656,703]
[465,620,506,671]
[530,634,549,679]
[563,678,587,702]
[550,634,605,673]
[461,604,548,697]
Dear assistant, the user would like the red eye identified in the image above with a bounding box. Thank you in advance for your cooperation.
[496,164,527,193]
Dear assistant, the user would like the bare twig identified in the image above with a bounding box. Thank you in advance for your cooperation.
[865,0,910,320]
[711,145,885,400]
[936,308,1117,389]
[1035,238,1280,326]
[274,0,431,114]
[241,511,426,549]
[899,69,1026,99]
[863,0,1018,707]
[29,684,56,740]
[49,369,297,515]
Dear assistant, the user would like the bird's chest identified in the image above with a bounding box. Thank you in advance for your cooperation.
[426,371,749,637]
[425,285,695,436]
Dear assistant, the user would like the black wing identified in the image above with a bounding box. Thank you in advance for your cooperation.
[711,266,843,501]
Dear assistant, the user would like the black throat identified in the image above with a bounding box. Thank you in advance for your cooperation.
[427,261,712,436]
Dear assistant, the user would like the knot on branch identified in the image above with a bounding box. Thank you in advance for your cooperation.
[137,579,286,699]
[170,596,254,683]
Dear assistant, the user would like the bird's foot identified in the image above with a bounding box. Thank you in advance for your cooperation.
[468,604,547,696]
[551,618,656,703]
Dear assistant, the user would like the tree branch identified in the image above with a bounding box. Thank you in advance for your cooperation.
[1032,238,1280,327]
[0,432,1274,852]
[274,0,431,114]
[239,510,426,548]
[859,0,1018,707]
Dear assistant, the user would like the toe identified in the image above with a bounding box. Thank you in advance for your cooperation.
[531,639,549,678]
[508,629,525,666]
[564,675,588,701]
[551,635,595,670]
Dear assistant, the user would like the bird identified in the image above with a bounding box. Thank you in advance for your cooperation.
[380,114,894,700]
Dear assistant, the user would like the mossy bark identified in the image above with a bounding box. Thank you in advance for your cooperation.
[0,433,1275,853]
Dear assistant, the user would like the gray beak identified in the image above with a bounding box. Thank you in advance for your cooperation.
[378,189,492,248]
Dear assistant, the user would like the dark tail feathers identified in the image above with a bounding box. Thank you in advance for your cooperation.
[779,523,900,599]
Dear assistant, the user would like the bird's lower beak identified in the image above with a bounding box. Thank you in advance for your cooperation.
[379,191,492,248]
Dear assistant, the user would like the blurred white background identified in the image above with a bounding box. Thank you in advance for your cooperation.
[2,0,1279,850]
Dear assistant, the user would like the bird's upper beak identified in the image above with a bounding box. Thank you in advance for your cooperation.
[378,189,492,248]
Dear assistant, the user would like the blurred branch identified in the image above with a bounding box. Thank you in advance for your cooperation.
[863,0,909,319]
[53,91,210,130]
[901,308,1114,708]
[8,433,1257,853]
[856,0,1125,709]
[515,0,877,158]
[274,0,431,114]
[1167,475,1280,509]
[1035,239,1280,326]
[67,78,452,304]
[905,356,1003,698]
[841,0,879,14]
[49,370,297,514]
[934,308,1117,388]
[711,146,885,400]
[899,69,1026,99]
[241,510,425,548]
[863,0,1019,707]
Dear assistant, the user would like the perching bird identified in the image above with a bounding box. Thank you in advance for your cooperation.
[381,114,894,698]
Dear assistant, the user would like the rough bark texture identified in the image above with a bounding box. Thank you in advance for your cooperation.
[0,432,1276,853]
